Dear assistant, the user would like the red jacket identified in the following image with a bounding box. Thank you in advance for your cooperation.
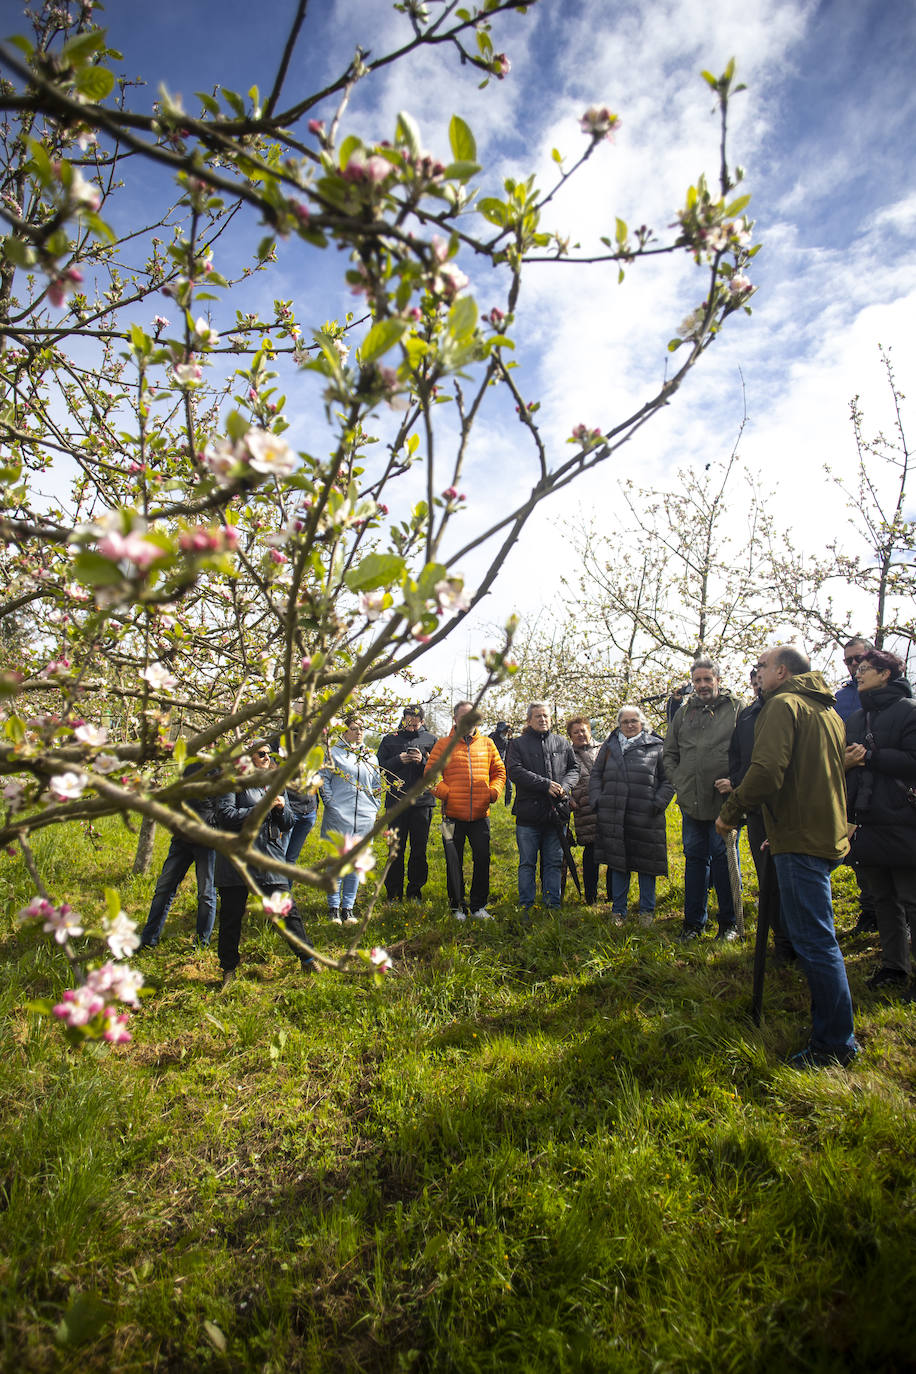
[424,729,506,821]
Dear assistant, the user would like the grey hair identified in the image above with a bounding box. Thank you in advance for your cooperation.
[526,700,550,719]
[617,703,648,726]
[843,634,875,652]
[691,656,719,677]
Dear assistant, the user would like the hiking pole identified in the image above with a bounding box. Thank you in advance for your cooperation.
[751,895,769,1026]
[725,829,745,937]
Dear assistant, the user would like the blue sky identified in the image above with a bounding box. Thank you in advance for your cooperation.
[46,0,916,691]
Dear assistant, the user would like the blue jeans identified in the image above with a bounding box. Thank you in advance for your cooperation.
[610,870,656,916]
[682,815,736,932]
[772,852,857,1057]
[284,809,317,865]
[140,834,216,946]
[517,824,563,908]
[328,872,360,912]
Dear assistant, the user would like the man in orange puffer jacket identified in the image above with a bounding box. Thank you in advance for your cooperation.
[424,700,506,920]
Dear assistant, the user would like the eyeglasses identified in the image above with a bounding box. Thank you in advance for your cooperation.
[252,750,271,761]
[844,654,864,666]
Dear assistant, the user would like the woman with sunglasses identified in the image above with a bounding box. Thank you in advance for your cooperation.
[845,649,916,995]
[213,744,319,988]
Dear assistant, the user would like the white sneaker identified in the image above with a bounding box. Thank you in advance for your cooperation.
[451,907,467,921]
[470,907,494,921]
[329,912,343,925]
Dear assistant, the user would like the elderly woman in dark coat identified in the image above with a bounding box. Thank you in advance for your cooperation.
[845,649,916,994]
[588,704,674,925]
[566,715,609,905]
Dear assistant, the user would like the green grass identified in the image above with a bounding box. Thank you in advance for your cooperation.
[1,808,915,1371]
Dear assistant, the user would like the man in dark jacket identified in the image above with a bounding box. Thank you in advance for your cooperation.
[507,701,578,911]
[663,658,741,942]
[139,761,217,949]
[377,705,437,901]
[834,635,879,935]
[213,743,318,989]
[717,645,858,1069]
[489,721,513,806]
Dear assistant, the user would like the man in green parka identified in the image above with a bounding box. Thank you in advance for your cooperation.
[716,645,858,1069]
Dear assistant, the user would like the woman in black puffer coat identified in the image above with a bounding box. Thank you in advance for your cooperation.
[845,649,916,992]
[588,705,674,924]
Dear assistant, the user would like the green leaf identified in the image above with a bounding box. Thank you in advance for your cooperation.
[338,134,362,171]
[225,410,249,440]
[701,69,719,89]
[442,160,480,183]
[75,65,114,101]
[447,295,477,342]
[477,197,507,226]
[724,194,751,217]
[2,236,33,268]
[422,1232,451,1269]
[25,999,55,1015]
[8,34,33,57]
[202,1321,226,1354]
[61,28,107,65]
[395,111,421,159]
[196,92,220,115]
[4,716,25,745]
[221,87,246,118]
[667,338,683,352]
[82,211,116,245]
[104,887,121,921]
[344,552,406,593]
[71,552,128,587]
[359,318,407,365]
[55,1291,112,1348]
[129,323,151,356]
[551,147,564,164]
[173,737,187,769]
[448,115,476,163]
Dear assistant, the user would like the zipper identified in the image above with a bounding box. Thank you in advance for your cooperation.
[466,736,474,819]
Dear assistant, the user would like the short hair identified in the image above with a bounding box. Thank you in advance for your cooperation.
[402,704,424,720]
[844,635,875,652]
[565,715,591,737]
[691,657,719,677]
[617,703,648,726]
[771,645,810,675]
[861,649,905,680]
[453,700,473,717]
[526,701,549,720]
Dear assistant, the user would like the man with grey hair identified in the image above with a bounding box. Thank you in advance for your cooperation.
[716,644,858,1069]
[507,701,579,912]
[663,657,741,942]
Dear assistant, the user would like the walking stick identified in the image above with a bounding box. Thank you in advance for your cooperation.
[440,817,465,912]
[725,828,745,937]
[751,895,769,1026]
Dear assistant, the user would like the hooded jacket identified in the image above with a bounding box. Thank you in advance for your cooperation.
[719,671,849,861]
[588,730,674,875]
[507,728,579,827]
[845,678,916,867]
[213,785,295,889]
[319,744,381,838]
[424,728,505,821]
[377,725,437,810]
[663,688,741,820]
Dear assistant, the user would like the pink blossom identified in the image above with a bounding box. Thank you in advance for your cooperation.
[493,53,511,79]
[74,723,108,746]
[369,946,393,974]
[262,891,293,916]
[308,119,325,135]
[54,986,104,1026]
[102,911,140,960]
[98,530,165,570]
[102,1008,132,1043]
[93,753,121,774]
[579,105,621,141]
[3,779,25,812]
[269,549,288,565]
[434,262,469,301]
[18,896,56,923]
[289,198,310,224]
[442,486,458,501]
[300,657,312,672]
[43,901,85,943]
[141,662,178,691]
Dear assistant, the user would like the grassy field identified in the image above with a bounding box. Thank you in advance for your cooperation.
[1,804,915,1372]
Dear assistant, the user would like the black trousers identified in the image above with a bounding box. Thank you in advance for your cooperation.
[444,817,490,912]
[217,885,311,972]
[746,810,794,957]
[385,804,433,899]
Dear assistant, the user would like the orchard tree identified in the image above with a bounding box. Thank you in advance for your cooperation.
[0,1,759,1038]
[771,347,915,660]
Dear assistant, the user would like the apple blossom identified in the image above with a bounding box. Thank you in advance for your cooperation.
[43,902,85,943]
[245,430,298,477]
[48,771,87,801]
[579,105,621,140]
[54,985,104,1026]
[434,578,470,613]
[369,947,393,974]
[3,779,25,812]
[102,911,141,960]
[74,723,108,746]
[93,753,122,774]
[98,530,165,570]
[262,892,293,916]
[141,662,178,691]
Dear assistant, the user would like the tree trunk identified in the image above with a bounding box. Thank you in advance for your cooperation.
[132,817,157,875]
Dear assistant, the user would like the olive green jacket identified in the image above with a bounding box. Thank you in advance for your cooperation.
[719,672,848,861]
[663,689,741,820]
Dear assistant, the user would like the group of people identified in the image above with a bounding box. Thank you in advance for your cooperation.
[136,633,916,1067]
